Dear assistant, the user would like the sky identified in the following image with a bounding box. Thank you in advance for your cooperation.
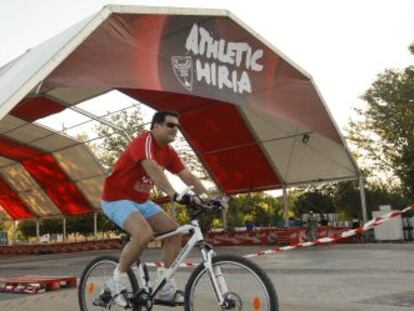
[0,0,413,130]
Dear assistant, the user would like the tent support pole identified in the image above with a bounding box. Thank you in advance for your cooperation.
[94,212,98,239]
[283,186,289,227]
[63,217,66,242]
[36,219,40,243]
[12,221,16,245]
[222,208,228,231]
[359,176,368,222]
[68,106,133,142]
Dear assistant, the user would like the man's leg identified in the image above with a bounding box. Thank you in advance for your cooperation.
[118,212,154,273]
[146,211,181,267]
[146,210,185,304]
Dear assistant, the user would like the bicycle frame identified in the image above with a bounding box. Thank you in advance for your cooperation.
[134,218,228,305]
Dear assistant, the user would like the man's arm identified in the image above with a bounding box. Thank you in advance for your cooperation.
[141,159,176,200]
[178,169,230,209]
[177,168,208,196]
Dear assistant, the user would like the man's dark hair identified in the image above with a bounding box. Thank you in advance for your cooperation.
[150,110,180,129]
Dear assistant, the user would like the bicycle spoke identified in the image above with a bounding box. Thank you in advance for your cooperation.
[185,255,278,311]
[79,256,137,311]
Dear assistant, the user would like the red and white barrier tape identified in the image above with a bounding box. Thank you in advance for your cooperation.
[244,205,414,258]
[144,205,414,267]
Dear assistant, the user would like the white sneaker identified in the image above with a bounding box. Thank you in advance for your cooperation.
[105,270,129,308]
[156,268,184,304]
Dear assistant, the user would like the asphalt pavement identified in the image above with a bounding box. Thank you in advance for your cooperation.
[0,243,412,310]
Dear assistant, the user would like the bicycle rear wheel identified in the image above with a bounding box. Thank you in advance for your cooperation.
[78,255,138,311]
[184,254,278,311]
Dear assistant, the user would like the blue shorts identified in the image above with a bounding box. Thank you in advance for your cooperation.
[101,200,163,229]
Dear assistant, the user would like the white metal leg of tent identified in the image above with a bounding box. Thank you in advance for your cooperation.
[283,186,289,227]
[12,221,16,245]
[94,212,97,239]
[222,208,228,231]
[36,219,40,242]
[359,176,368,222]
[63,216,66,242]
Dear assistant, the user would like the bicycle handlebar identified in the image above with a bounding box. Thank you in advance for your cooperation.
[176,185,194,201]
[175,187,227,216]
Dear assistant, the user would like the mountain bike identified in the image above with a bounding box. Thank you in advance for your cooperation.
[78,189,278,311]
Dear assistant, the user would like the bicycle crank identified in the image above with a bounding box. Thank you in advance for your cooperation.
[131,289,153,311]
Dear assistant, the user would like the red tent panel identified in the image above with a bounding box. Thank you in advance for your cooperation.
[0,136,93,216]
[122,89,280,192]
[0,136,42,161]
[0,177,33,220]
[183,105,280,192]
[203,145,279,193]
[10,97,65,122]
[23,154,93,215]
[181,103,257,152]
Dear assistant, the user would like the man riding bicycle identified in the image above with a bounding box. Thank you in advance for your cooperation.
[98,110,220,308]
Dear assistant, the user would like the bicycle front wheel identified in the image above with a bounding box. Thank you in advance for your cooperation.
[184,254,278,311]
[78,255,138,311]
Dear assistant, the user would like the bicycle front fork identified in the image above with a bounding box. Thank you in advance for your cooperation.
[201,248,229,306]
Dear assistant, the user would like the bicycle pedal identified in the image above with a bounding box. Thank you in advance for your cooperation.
[154,299,184,307]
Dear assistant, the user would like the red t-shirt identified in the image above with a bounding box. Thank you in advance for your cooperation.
[102,131,185,203]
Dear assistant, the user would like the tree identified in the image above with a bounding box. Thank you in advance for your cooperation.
[291,179,410,221]
[227,193,284,229]
[346,44,414,199]
[18,220,36,238]
[94,108,146,170]
[18,218,63,238]
[18,212,122,239]
[0,220,11,234]
[293,187,335,216]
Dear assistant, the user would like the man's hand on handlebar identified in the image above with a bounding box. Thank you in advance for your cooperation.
[173,192,205,205]
[173,192,193,205]
[173,191,228,210]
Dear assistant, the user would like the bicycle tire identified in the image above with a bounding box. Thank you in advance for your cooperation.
[184,254,278,311]
[78,255,139,311]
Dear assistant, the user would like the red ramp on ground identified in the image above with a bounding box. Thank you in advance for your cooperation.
[0,275,76,294]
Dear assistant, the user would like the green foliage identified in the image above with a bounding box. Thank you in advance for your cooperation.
[0,220,10,232]
[17,211,122,239]
[226,193,284,229]
[41,218,62,234]
[18,220,36,238]
[163,203,190,225]
[293,187,335,215]
[346,53,414,198]
[162,192,285,232]
[94,108,145,170]
[65,212,120,235]
[292,180,410,220]
[330,181,361,217]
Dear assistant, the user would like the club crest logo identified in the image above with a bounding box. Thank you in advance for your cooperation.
[171,56,193,92]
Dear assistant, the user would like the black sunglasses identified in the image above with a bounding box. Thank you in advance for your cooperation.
[164,122,180,129]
